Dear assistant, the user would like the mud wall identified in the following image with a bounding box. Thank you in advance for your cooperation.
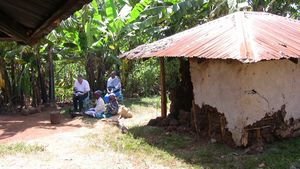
[189,59,300,146]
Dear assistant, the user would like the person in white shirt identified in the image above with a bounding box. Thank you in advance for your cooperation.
[104,71,122,103]
[84,90,106,117]
[73,74,90,112]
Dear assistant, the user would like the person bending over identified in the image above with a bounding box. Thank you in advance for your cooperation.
[106,93,119,115]
[73,74,90,112]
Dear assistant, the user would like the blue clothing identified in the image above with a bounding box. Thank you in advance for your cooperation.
[94,112,114,119]
[107,76,121,92]
[106,100,119,115]
[104,90,123,103]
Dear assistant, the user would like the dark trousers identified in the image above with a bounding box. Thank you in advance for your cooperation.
[73,93,88,111]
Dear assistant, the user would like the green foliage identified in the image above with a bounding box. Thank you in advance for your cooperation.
[165,58,180,90]
[124,58,179,97]
[0,142,45,156]
[55,62,85,102]
[1,0,299,105]
[125,58,160,96]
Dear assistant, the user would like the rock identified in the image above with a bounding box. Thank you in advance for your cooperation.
[244,142,264,154]
[166,126,177,131]
[276,128,292,138]
[147,117,163,126]
[292,129,300,137]
[169,119,179,126]
[161,118,170,126]
[292,121,300,131]
[178,110,190,125]
[210,138,216,143]
[132,93,139,98]
[258,163,265,168]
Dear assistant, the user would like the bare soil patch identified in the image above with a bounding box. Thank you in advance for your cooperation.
[0,111,82,143]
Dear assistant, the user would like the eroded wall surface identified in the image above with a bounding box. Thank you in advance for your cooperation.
[190,59,300,145]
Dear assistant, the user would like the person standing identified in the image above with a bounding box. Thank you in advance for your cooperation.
[73,74,90,112]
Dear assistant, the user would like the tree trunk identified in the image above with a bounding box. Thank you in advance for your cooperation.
[96,57,106,90]
[48,46,55,103]
[0,56,12,104]
[11,58,17,104]
[36,54,48,104]
[253,0,265,11]
[31,65,37,107]
[169,58,194,119]
[18,64,26,108]
[86,53,95,91]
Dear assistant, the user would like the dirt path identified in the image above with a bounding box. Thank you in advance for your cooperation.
[0,118,169,169]
[0,108,172,169]
[0,112,83,143]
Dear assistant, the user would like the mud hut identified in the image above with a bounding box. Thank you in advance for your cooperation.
[120,11,300,146]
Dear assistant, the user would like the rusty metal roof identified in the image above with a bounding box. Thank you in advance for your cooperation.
[0,0,91,45]
[120,11,300,63]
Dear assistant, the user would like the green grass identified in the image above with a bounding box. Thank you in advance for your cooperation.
[105,125,300,169]
[101,126,197,168]
[85,97,300,169]
[122,96,162,109]
[0,142,46,156]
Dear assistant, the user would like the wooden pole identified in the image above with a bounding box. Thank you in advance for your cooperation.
[160,57,167,118]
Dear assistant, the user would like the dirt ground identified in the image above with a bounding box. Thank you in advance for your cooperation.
[0,112,83,143]
[0,109,169,169]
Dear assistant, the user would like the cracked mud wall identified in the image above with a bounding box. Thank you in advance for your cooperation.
[189,59,300,146]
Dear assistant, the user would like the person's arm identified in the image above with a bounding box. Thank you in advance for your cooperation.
[113,77,121,92]
[85,80,91,94]
[107,78,114,93]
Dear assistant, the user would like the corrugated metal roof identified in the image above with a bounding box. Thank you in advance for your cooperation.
[120,11,300,63]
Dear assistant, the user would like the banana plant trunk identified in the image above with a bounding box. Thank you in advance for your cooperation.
[35,54,48,104]
[11,58,17,104]
[0,56,12,104]
[48,46,55,103]
[86,53,95,91]
[31,65,37,107]
[96,56,106,90]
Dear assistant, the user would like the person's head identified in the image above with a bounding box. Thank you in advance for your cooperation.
[110,71,116,78]
[94,90,102,99]
[109,93,116,102]
[77,74,83,84]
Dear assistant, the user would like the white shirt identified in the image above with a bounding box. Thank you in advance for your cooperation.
[74,79,90,93]
[107,76,121,90]
[95,97,105,113]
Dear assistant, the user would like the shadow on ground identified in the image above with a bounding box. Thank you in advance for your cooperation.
[0,110,82,143]
[127,125,300,169]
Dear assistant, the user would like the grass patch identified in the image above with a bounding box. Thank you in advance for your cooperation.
[0,142,46,156]
[105,124,300,169]
[103,126,196,168]
[102,96,300,169]
[123,96,161,109]
[243,137,300,169]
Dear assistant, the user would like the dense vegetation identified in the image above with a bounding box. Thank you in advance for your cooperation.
[0,0,299,111]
